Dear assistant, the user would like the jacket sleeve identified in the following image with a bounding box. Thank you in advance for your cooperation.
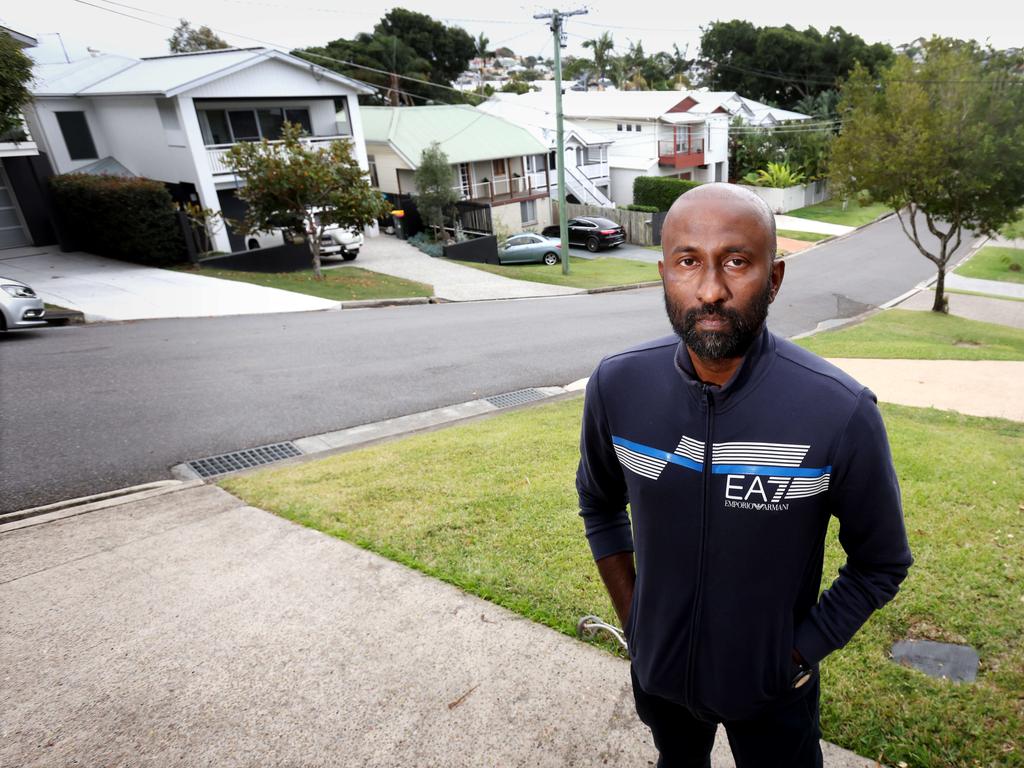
[794,388,913,666]
[576,364,632,561]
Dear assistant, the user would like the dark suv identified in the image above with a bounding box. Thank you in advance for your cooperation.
[542,217,625,252]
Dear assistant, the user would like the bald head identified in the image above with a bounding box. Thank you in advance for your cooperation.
[665,183,777,262]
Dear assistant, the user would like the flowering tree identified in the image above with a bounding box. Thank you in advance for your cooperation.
[225,122,390,278]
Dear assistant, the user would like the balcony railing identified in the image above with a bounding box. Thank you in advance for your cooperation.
[206,134,352,175]
[454,174,550,203]
[658,138,705,169]
[579,160,610,182]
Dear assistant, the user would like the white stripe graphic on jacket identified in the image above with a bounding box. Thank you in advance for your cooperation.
[614,444,667,480]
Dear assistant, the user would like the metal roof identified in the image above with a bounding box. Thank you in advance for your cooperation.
[75,156,137,177]
[513,90,695,120]
[477,98,612,147]
[31,48,374,98]
[361,105,548,167]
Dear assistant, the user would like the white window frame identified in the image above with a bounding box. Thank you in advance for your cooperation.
[520,199,537,226]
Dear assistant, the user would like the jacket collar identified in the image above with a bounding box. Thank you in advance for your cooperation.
[673,325,776,410]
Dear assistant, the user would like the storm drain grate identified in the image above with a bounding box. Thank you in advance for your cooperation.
[188,442,302,479]
[486,388,548,409]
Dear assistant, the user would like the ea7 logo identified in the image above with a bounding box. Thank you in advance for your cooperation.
[725,475,790,503]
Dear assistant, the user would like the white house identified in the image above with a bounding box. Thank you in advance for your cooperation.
[361,105,554,235]
[679,91,812,127]
[25,47,374,253]
[511,90,731,206]
[1,26,53,250]
[477,96,615,207]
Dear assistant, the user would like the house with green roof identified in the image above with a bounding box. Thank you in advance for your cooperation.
[361,105,553,234]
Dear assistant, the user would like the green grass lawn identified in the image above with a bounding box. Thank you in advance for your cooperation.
[954,246,1024,285]
[787,199,892,228]
[453,255,660,290]
[223,398,1023,768]
[174,265,433,301]
[797,309,1024,360]
[777,228,831,242]
[999,210,1024,240]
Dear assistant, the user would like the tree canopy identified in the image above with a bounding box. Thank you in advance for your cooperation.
[698,20,892,108]
[0,32,34,141]
[297,9,475,104]
[413,143,459,239]
[168,19,229,53]
[225,122,390,278]
[831,37,1024,312]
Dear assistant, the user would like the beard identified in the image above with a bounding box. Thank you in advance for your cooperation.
[664,279,773,361]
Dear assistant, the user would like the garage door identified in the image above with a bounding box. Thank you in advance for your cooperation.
[0,166,31,249]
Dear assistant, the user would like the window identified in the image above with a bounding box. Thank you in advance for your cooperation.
[285,108,312,134]
[55,111,97,160]
[626,124,632,132]
[616,123,623,131]
[228,110,260,141]
[635,124,642,132]
[201,110,231,144]
[493,158,507,176]
[257,108,285,140]
[520,199,537,225]
[156,99,180,131]
[332,97,351,135]
[367,154,379,187]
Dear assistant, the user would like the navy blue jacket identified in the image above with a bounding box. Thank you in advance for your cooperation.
[577,327,912,721]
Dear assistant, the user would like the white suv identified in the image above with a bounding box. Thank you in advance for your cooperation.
[318,223,363,261]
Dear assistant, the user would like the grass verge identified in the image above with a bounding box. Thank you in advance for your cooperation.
[954,246,1024,285]
[452,255,659,290]
[787,199,891,228]
[796,309,1024,360]
[777,229,831,242]
[174,265,433,301]
[222,398,1023,768]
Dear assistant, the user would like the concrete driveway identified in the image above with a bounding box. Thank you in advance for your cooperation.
[0,246,339,321]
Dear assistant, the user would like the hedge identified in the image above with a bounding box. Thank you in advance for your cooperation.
[49,174,188,265]
[632,176,701,212]
[624,204,659,213]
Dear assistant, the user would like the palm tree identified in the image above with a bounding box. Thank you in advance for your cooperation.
[582,31,615,90]
[474,33,493,93]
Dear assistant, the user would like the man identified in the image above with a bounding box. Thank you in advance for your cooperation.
[576,184,912,767]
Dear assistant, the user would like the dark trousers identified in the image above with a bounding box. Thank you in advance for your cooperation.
[630,666,823,768]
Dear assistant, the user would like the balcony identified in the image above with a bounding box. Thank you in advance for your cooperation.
[579,160,610,183]
[206,134,352,175]
[455,174,550,205]
[0,119,39,159]
[658,138,705,169]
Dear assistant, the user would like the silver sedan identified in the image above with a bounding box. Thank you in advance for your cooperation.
[0,277,46,331]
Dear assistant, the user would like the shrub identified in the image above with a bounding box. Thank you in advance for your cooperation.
[49,174,188,265]
[407,231,443,257]
[624,204,659,213]
[748,162,806,188]
[632,176,701,211]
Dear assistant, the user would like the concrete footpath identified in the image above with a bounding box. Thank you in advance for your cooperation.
[0,483,878,768]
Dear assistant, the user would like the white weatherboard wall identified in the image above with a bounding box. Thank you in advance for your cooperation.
[739,181,830,213]
[24,99,109,174]
[366,145,408,195]
[89,96,197,184]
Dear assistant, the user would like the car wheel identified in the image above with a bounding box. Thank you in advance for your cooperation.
[586,237,600,253]
[543,252,559,266]
[247,238,260,250]
[342,252,358,261]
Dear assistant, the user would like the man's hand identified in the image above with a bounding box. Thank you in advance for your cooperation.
[596,551,636,629]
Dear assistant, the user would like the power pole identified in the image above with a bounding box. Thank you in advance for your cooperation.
[534,7,588,275]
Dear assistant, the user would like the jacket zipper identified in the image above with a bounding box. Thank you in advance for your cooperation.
[685,385,714,708]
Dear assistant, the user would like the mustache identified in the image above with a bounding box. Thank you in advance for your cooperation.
[685,304,743,323]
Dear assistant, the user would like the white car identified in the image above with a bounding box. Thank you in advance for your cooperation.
[0,276,46,331]
[245,215,363,261]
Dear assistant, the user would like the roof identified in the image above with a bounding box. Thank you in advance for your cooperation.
[738,97,812,125]
[361,105,548,167]
[2,26,38,48]
[31,48,374,98]
[75,156,137,177]
[476,98,611,148]
[513,89,695,120]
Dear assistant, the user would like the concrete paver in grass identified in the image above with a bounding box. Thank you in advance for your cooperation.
[774,214,855,237]
[348,235,583,302]
[1,483,882,768]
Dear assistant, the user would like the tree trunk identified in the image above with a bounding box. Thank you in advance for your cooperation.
[310,226,322,280]
[932,265,948,313]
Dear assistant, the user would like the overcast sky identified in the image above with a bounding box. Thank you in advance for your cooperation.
[4,0,1018,66]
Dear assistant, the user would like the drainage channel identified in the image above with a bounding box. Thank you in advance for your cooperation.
[181,387,561,481]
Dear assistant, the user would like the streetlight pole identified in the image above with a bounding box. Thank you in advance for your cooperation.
[534,7,587,275]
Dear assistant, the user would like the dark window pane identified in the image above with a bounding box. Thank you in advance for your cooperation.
[55,111,97,160]
[258,108,285,140]
[284,108,312,135]
[228,110,259,141]
[201,110,231,144]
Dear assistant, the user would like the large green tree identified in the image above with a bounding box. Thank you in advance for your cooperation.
[295,9,475,104]
[699,20,892,108]
[0,32,33,141]
[168,19,229,53]
[831,38,1024,312]
[413,143,458,240]
[582,32,615,89]
[225,122,390,278]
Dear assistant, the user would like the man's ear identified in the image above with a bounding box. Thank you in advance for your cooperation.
[658,260,665,279]
[769,260,785,302]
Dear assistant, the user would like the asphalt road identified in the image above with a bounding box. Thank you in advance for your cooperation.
[1,214,952,512]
